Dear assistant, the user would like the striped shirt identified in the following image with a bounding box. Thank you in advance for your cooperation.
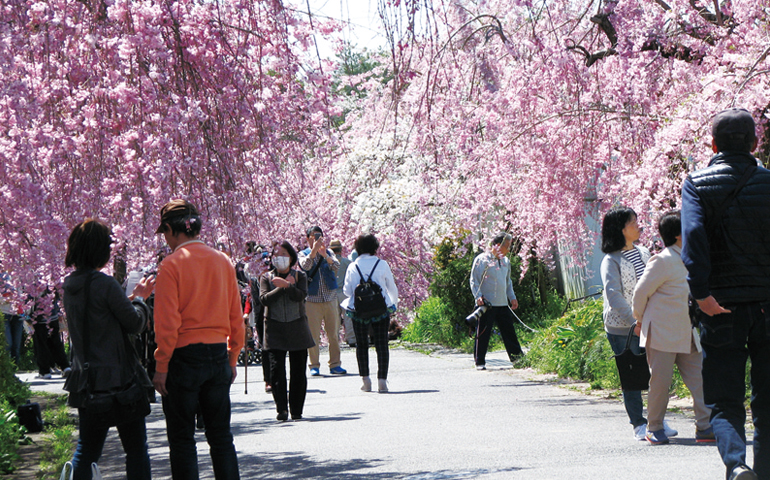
[623,248,646,280]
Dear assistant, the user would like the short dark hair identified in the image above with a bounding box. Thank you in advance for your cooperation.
[157,199,202,236]
[306,226,323,238]
[273,240,298,267]
[490,233,512,246]
[658,210,681,247]
[712,108,757,152]
[601,207,636,253]
[354,234,379,256]
[65,218,112,270]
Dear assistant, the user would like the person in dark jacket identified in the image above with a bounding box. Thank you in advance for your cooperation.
[30,289,71,379]
[259,241,315,421]
[62,218,155,480]
[681,108,770,480]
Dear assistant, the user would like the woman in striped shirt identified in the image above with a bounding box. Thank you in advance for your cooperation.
[600,206,652,441]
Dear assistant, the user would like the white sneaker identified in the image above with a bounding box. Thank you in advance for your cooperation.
[378,379,388,393]
[476,365,486,371]
[663,420,678,438]
[633,424,646,441]
[361,377,372,392]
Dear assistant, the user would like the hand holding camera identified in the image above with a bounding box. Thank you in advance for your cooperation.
[312,233,327,258]
[466,297,491,330]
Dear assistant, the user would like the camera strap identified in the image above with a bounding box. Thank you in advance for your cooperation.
[306,254,324,284]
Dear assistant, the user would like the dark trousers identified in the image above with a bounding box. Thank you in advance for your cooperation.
[352,316,389,379]
[269,349,307,416]
[71,412,151,480]
[255,313,271,386]
[4,314,23,365]
[474,306,522,366]
[700,303,770,479]
[32,320,70,375]
[162,343,240,480]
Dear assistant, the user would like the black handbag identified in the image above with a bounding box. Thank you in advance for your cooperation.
[77,272,151,429]
[613,328,651,391]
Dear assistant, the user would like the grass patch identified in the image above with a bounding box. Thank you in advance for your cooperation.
[37,395,76,479]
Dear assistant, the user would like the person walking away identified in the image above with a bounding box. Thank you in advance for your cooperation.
[330,240,356,347]
[62,218,155,480]
[30,288,71,378]
[631,210,713,445]
[299,226,346,376]
[152,200,244,480]
[341,234,398,393]
[469,233,523,371]
[1,270,24,367]
[682,108,770,480]
[259,241,314,420]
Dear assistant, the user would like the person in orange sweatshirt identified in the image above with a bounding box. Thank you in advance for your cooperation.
[152,199,244,480]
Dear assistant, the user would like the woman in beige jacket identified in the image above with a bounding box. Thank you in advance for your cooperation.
[632,210,713,445]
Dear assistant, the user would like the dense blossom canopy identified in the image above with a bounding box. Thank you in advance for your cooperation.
[2,0,769,313]
[341,0,770,268]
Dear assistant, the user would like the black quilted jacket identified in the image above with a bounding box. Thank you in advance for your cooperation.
[681,151,770,304]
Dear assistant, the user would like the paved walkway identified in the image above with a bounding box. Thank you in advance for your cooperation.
[26,347,743,479]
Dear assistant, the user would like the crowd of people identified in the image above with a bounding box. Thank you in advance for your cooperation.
[599,108,769,480]
[14,199,399,480]
[1,108,768,480]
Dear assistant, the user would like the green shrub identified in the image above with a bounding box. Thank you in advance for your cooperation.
[0,316,31,407]
[402,297,474,350]
[405,233,565,351]
[0,400,25,474]
[523,299,620,388]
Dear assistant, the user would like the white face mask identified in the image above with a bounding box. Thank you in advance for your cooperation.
[273,256,291,271]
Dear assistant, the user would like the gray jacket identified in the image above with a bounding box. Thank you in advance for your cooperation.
[62,269,150,405]
[469,252,517,307]
[601,246,651,335]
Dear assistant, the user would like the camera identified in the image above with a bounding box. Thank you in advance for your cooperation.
[314,232,322,240]
[465,299,491,330]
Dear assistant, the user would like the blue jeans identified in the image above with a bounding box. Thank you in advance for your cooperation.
[606,332,647,428]
[71,411,150,480]
[163,343,240,480]
[3,314,23,366]
[700,303,770,479]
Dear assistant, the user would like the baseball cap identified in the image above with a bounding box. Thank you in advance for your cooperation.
[712,108,756,147]
[155,199,200,233]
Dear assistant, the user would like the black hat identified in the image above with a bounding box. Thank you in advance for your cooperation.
[712,108,756,147]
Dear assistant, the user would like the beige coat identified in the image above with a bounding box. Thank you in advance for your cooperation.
[632,245,697,353]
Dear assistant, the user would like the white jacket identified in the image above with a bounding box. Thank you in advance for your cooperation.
[341,254,398,311]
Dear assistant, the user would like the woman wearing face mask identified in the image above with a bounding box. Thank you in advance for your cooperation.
[259,241,315,421]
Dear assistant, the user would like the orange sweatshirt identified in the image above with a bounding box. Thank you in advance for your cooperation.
[154,241,245,373]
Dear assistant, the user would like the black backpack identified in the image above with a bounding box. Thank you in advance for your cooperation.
[354,259,388,319]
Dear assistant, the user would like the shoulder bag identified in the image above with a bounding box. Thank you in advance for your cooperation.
[613,327,651,391]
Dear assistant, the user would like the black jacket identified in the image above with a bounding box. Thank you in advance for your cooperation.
[682,151,770,304]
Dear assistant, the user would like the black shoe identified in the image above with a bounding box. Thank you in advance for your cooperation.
[291,414,302,420]
[277,411,289,421]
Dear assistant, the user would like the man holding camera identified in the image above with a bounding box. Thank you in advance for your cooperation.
[469,233,523,370]
[299,226,346,376]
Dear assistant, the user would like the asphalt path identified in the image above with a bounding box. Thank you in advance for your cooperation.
[26,346,747,479]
